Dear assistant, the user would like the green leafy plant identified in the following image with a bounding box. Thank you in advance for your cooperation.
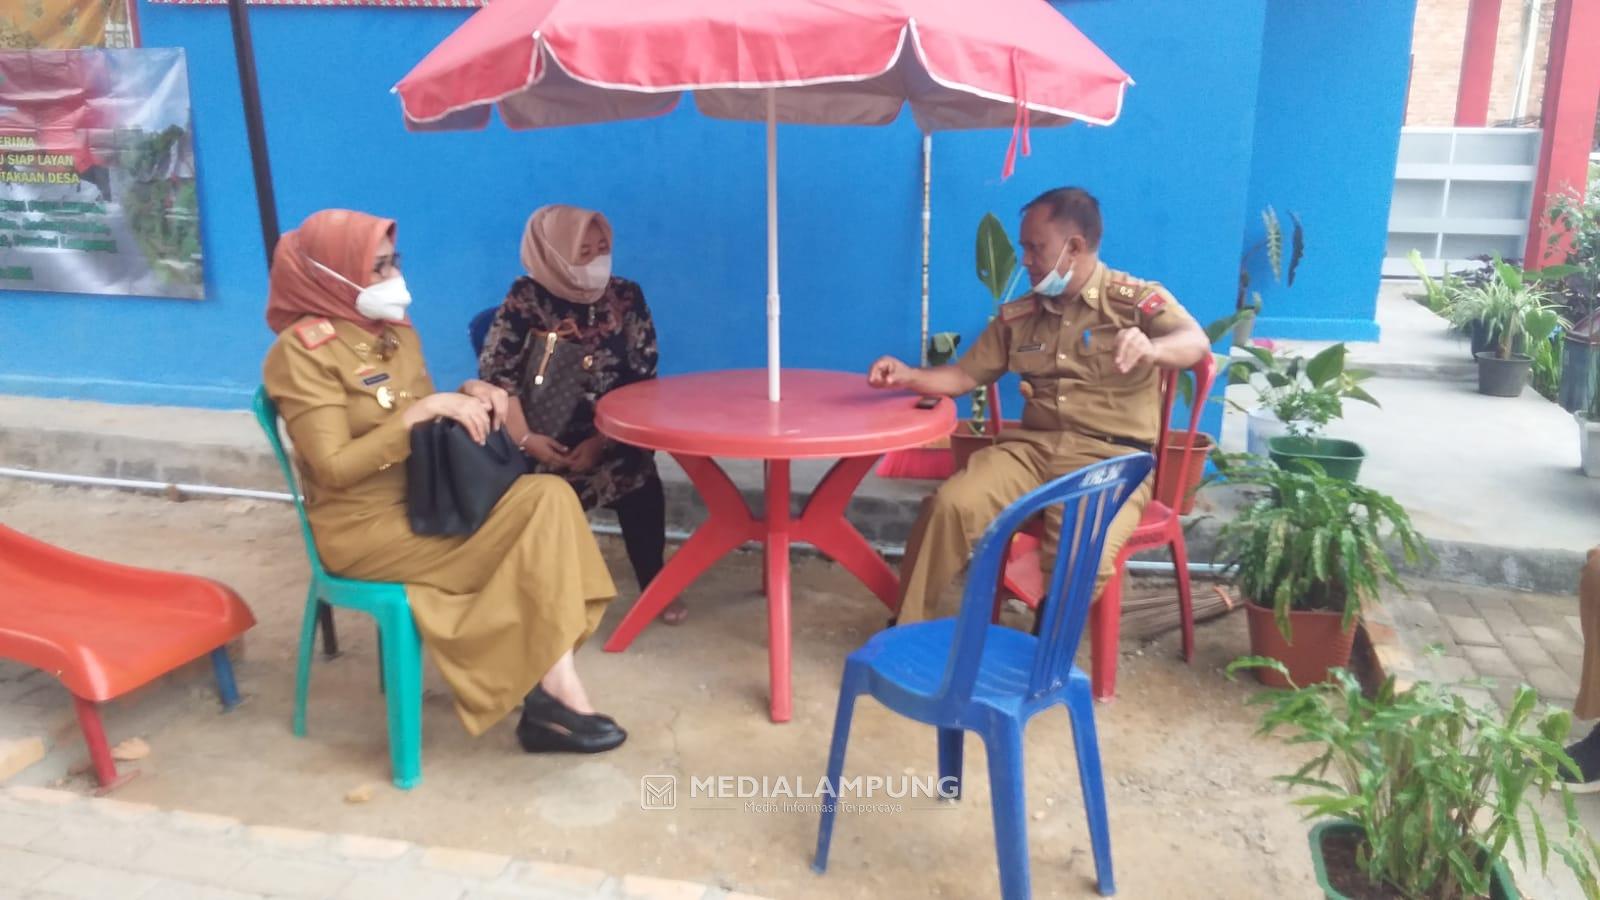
[957,212,1025,435]
[1227,343,1379,438]
[1205,453,1427,637]
[1440,257,1563,361]
[1540,183,1600,326]
[1226,660,1600,900]
[1533,329,1564,403]
[1176,308,1257,408]
[1585,345,1600,423]
[1408,249,1466,316]
[1238,206,1305,316]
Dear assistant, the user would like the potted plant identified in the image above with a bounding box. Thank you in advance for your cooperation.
[1164,309,1256,514]
[1228,343,1378,481]
[1235,206,1304,348]
[1578,347,1600,478]
[946,212,1024,469]
[1207,453,1428,687]
[1542,185,1600,413]
[1227,661,1600,900]
[1440,257,1563,398]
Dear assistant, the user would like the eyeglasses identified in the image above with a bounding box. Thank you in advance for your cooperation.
[373,252,402,275]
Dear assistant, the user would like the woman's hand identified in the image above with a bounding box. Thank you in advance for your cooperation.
[564,435,607,473]
[460,379,509,428]
[403,392,492,444]
[518,433,571,469]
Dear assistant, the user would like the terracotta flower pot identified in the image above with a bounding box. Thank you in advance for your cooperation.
[1156,433,1214,514]
[1244,601,1357,688]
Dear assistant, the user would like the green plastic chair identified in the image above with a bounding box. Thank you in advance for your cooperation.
[252,386,424,790]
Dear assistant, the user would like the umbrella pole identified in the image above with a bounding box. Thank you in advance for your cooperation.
[226,0,281,267]
[765,89,781,403]
[920,133,932,366]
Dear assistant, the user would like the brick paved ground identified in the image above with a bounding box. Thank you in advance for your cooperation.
[0,786,766,900]
[1376,579,1586,722]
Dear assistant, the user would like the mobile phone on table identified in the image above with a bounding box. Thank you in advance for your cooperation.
[914,396,940,410]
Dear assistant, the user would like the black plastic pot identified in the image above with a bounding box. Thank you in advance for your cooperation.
[1559,336,1597,413]
[1476,352,1532,398]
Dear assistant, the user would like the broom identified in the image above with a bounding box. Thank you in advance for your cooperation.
[878,133,957,480]
[1120,583,1241,643]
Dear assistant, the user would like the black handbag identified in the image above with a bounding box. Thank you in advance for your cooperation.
[518,330,594,443]
[406,419,526,536]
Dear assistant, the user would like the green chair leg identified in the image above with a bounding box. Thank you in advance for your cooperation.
[378,603,424,790]
[292,584,320,738]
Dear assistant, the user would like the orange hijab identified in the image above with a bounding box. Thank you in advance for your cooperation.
[265,209,404,335]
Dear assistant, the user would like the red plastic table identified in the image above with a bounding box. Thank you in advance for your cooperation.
[596,369,955,722]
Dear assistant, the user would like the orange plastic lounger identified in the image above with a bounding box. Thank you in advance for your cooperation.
[0,524,254,791]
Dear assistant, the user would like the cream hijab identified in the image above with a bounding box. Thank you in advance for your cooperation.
[520,205,613,304]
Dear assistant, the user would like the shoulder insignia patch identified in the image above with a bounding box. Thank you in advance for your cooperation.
[1107,281,1143,304]
[1000,298,1037,321]
[1137,287,1170,318]
[294,318,337,350]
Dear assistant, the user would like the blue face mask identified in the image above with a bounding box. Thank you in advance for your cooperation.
[1031,243,1074,298]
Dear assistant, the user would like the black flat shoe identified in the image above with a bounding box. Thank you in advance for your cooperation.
[517,687,626,754]
[524,685,621,727]
[1563,726,1600,794]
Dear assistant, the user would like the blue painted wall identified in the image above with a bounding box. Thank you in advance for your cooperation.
[1245,0,1418,343]
[0,0,1399,415]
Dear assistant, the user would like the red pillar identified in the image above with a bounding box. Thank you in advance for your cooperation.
[1526,0,1600,265]
[1455,0,1503,127]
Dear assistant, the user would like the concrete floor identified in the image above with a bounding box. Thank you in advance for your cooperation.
[1225,282,1600,554]
[0,479,1322,900]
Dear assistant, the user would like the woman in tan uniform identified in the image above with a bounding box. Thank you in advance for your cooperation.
[262,208,625,754]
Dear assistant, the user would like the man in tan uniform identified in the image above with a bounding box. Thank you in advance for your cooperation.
[868,187,1209,623]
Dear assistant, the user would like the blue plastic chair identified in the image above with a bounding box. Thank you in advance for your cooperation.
[468,306,498,358]
[252,386,425,790]
[813,452,1155,899]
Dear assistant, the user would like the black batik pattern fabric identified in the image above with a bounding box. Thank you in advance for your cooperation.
[478,275,660,510]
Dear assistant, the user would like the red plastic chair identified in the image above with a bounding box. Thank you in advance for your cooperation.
[0,524,254,790]
[996,355,1217,701]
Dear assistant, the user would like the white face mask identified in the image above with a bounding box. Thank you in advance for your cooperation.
[1031,243,1074,298]
[312,259,412,322]
[355,276,413,322]
[572,253,612,293]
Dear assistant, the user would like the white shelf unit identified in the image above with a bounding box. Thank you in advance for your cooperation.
[1383,127,1541,278]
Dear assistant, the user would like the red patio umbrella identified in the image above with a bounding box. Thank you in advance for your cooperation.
[394,0,1132,402]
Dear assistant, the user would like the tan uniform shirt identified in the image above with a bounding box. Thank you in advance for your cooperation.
[262,317,431,560]
[955,261,1188,446]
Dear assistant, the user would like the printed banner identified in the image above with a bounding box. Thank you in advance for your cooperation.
[149,0,481,6]
[0,49,204,299]
[0,0,136,50]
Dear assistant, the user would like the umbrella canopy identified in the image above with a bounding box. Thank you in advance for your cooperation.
[394,0,1132,400]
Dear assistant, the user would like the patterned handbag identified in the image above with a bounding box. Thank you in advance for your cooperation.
[518,330,594,443]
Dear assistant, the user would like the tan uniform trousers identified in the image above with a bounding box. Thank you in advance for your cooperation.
[1575,547,1600,719]
[895,430,1151,623]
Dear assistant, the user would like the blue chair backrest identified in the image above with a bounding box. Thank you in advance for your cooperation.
[941,452,1154,708]
[252,386,330,580]
[467,306,498,359]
